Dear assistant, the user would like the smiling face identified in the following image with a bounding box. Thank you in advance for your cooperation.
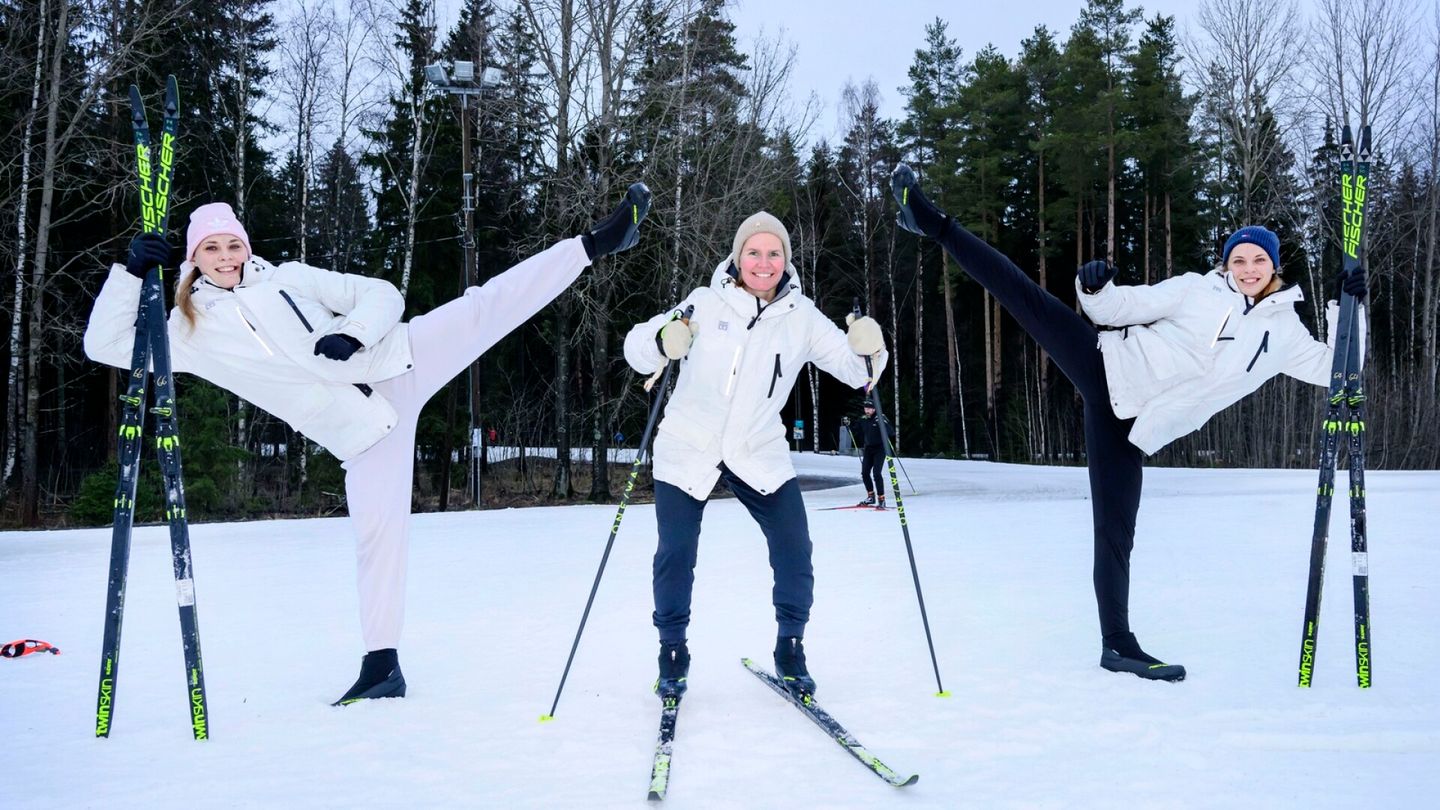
[192,234,250,289]
[1225,242,1278,298]
[737,232,785,302]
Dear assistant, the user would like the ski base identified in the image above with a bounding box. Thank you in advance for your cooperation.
[647,696,681,801]
[740,658,917,788]
[815,504,887,512]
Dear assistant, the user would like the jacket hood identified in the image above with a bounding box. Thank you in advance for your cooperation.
[184,255,277,295]
[1208,266,1305,311]
[709,258,802,311]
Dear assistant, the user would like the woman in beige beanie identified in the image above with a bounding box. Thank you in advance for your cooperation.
[623,211,887,702]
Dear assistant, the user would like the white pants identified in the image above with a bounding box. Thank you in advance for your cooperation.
[342,236,590,651]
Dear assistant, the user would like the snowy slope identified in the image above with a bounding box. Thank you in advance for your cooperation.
[1,453,1436,809]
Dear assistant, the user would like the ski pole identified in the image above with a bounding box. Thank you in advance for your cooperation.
[542,305,692,721]
[854,300,948,697]
[891,444,917,494]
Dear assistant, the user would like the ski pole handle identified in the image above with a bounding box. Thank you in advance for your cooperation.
[644,304,694,392]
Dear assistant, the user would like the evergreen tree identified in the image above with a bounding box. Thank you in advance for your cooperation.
[1125,13,1202,282]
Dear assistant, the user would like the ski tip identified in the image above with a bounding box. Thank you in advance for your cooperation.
[740,657,754,666]
[898,774,920,787]
[934,690,952,698]
[646,791,664,802]
[538,714,555,723]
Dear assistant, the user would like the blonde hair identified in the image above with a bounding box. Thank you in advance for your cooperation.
[174,266,203,331]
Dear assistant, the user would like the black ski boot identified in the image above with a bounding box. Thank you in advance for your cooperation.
[333,648,407,706]
[582,182,652,259]
[774,636,817,701]
[655,640,690,701]
[857,492,876,507]
[876,494,886,510]
[1100,632,1185,682]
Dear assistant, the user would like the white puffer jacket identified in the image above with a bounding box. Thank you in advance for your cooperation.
[1078,269,1363,454]
[85,256,414,460]
[624,262,887,498]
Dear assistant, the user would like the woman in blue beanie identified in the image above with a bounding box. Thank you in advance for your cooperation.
[891,164,1367,681]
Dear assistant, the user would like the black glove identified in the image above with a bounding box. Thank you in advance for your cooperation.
[124,233,179,279]
[1078,260,1118,294]
[314,333,363,361]
[1334,265,1368,303]
[582,182,652,259]
[891,164,951,239]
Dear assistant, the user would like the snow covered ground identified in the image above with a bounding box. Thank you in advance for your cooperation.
[2,452,1436,809]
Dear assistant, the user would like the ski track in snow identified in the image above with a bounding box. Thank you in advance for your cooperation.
[1,453,1436,809]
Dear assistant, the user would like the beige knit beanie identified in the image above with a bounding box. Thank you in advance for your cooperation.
[730,211,792,268]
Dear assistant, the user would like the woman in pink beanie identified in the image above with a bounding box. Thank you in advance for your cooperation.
[87,186,651,705]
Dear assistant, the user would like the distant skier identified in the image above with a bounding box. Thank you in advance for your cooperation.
[892,164,1367,681]
[855,402,893,507]
[85,185,653,705]
[623,212,887,701]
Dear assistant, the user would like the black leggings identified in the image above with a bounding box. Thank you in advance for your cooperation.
[935,224,1144,640]
[860,446,885,494]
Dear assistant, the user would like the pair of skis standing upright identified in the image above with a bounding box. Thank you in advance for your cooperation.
[1297,124,1375,690]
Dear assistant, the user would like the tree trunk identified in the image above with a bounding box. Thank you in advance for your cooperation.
[808,241,822,451]
[23,0,70,524]
[914,249,924,424]
[1107,99,1116,264]
[887,231,899,452]
[983,290,995,440]
[547,0,575,500]
[551,292,574,498]
[1143,189,1152,285]
[235,23,253,502]
[1164,190,1174,279]
[3,0,46,501]
[942,253,963,454]
[589,290,612,502]
[438,385,456,511]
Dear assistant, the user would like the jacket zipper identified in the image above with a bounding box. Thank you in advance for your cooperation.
[1245,330,1270,372]
[235,305,275,356]
[767,353,782,397]
[1211,307,1235,346]
[723,346,742,397]
[279,290,314,332]
[278,290,374,397]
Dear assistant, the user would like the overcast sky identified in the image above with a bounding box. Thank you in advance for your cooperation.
[726,0,1203,144]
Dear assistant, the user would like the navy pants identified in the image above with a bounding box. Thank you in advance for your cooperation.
[935,224,1144,640]
[860,446,886,495]
[652,467,814,642]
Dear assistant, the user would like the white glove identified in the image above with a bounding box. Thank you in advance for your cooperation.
[658,318,699,360]
[845,314,884,355]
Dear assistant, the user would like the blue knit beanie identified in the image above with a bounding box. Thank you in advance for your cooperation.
[1222,225,1281,271]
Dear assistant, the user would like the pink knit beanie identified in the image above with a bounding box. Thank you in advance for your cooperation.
[186,202,251,260]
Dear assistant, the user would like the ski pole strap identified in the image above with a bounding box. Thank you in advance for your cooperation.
[1,639,61,658]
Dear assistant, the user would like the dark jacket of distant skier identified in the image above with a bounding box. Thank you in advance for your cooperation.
[856,412,893,449]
